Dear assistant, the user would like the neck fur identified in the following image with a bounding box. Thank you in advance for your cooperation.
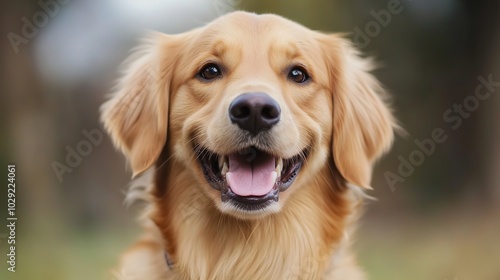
[151,161,354,280]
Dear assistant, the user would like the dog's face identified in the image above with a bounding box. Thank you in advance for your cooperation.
[101,12,395,220]
[169,14,334,219]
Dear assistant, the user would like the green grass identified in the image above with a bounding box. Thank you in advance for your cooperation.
[357,213,500,280]
[0,227,138,280]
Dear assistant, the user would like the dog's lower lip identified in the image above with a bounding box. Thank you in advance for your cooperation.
[221,188,279,204]
[195,146,307,209]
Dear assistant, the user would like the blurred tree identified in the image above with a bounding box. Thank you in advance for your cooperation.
[1,1,60,227]
[1,1,66,279]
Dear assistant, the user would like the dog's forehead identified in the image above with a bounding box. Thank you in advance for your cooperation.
[195,12,318,51]
[208,11,306,31]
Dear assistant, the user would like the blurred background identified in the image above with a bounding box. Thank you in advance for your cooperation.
[0,0,499,279]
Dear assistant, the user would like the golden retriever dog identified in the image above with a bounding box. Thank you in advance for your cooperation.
[101,11,396,280]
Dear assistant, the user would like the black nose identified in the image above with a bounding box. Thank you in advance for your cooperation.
[229,93,281,136]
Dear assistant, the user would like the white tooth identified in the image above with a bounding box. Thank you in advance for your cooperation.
[218,155,225,169]
[221,161,228,176]
[275,158,283,175]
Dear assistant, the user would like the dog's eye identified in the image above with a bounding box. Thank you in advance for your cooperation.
[288,66,309,83]
[199,64,222,80]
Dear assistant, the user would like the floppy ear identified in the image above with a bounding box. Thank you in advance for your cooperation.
[320,34,396,189]
[100,33,183,177]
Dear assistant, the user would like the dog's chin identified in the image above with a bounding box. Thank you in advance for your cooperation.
[194,145,307,219]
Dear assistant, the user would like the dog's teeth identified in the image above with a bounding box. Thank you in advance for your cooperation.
[275,158,283,175]
[221,161,228,176]
[218,155,225,169]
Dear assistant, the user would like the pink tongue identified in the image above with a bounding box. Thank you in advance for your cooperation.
[226,151,277,197]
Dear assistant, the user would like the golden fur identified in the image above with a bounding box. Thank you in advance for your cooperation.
[101,11,396,280]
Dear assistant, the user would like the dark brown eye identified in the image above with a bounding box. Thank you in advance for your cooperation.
[288,66,309,83]
[199,64,221,80]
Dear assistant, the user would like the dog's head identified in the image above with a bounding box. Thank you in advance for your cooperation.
[101,12,395,219]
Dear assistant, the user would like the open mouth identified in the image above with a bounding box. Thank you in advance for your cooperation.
[195,146,307,211]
